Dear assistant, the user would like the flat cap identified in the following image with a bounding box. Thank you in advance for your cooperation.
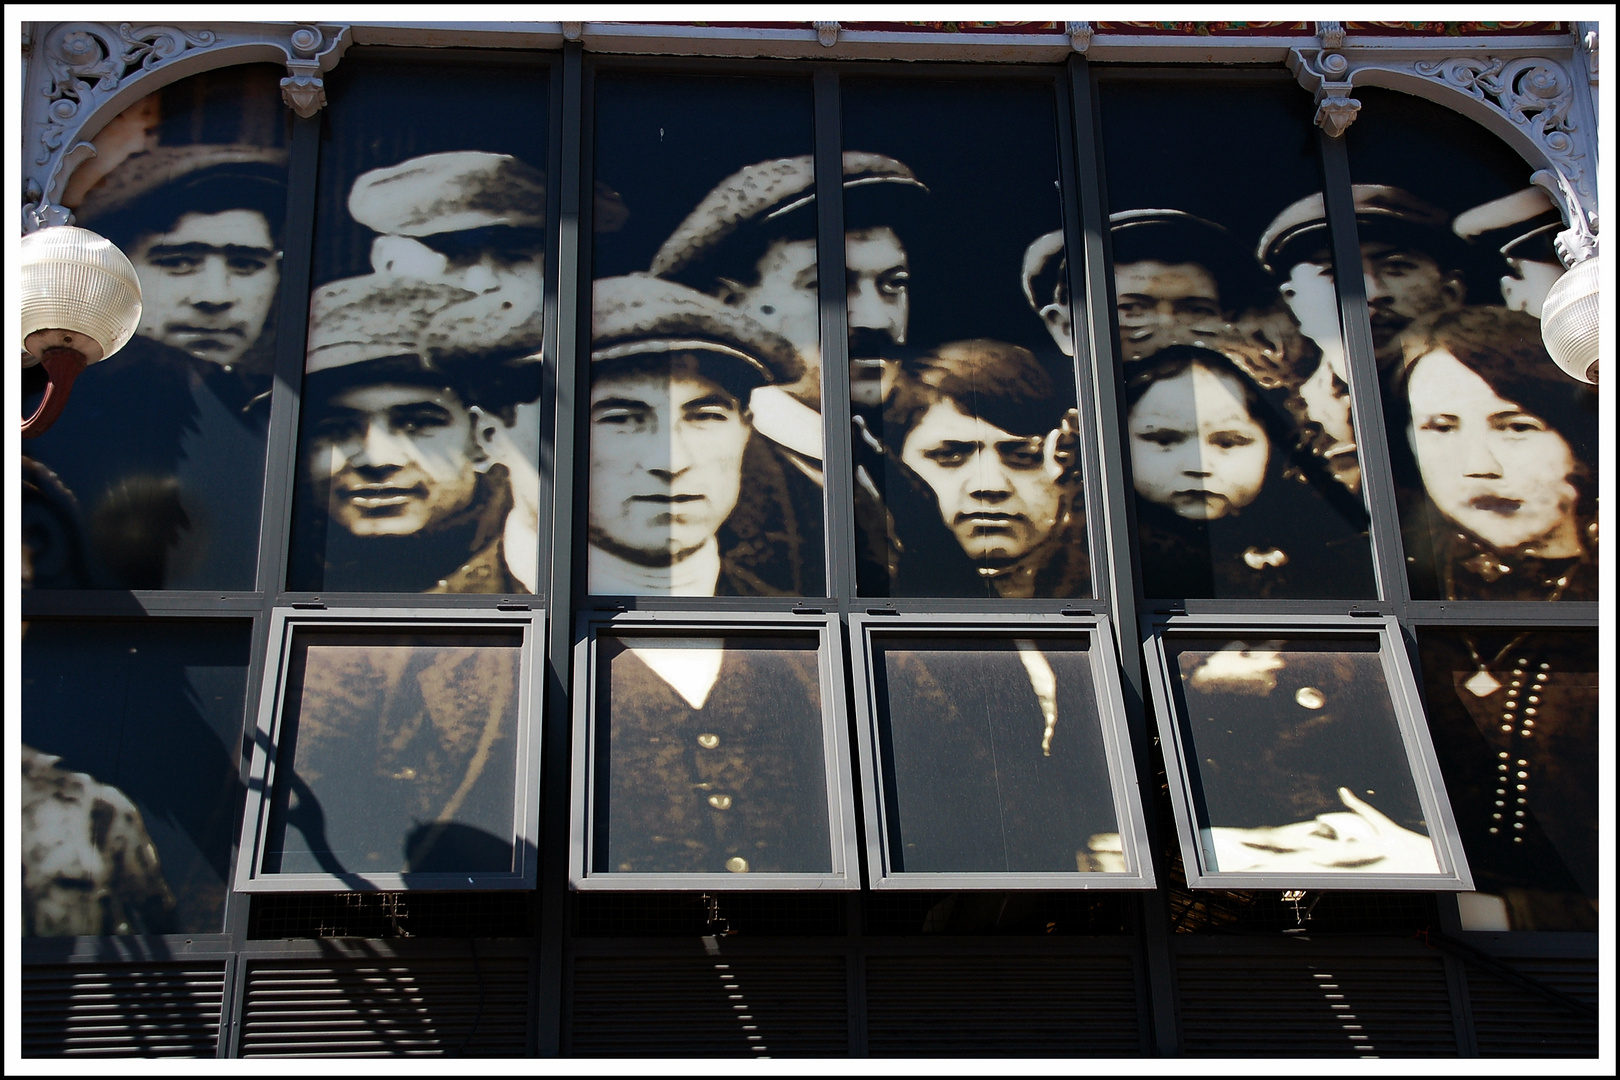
[1257,184,1451,275]
[74,144,288,225]
[1020,229,1067,311]
[1110,208,1265,311]
[1453,186,1563,261]
[349,151,546,238]
[649,151,925,281]
[306,273,460,375]
[592,274,804,393]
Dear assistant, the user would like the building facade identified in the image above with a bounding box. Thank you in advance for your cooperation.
[16,19,1605,1059]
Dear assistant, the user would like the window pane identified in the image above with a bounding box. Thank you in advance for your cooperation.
[288,58,548,594]
[842,77,1088,598]
[1417,628,1597,930]
[588,73,824,597]
[1097,79,1375,600]
[594,634,830,875]
[22,621,251,936]
[1346,89,1599,602]
[262,631,523,876]
[23,66,289,590]
[872,635,1120,873]
[1164,635,1440,876]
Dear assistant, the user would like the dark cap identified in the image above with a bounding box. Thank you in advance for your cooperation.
[892,338,1065,439]
[1257,184,1456,276]
[591,274,804,395]
[74,144,288,245]
[649,151,926,284]
[1109,209,1265,312]
[1453,186,1564,265]
[349,151,546,237]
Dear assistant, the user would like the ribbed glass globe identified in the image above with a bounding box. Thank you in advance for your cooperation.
[1540,254,1600,385]
[21,225,143,365]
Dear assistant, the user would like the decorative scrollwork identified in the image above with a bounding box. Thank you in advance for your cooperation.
[1412,55,1587,197]
[24,21,352,231]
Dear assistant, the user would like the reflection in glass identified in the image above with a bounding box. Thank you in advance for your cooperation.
[288,60,548,594]
[1166,636,1438,875]
[595,635,830,875]
[1126,346,1374,599]
[1417,629,1597,930]
[872,636,1119,874]
[590,73,824,596]
[263,632,521,876]
[840,78,1083,597]
[22,621,250,936]
[22,66,290,590]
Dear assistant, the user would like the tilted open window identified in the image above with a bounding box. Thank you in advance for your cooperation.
[1145,614,1473,891]
[236,607,544,891]
[850,613,1154,889]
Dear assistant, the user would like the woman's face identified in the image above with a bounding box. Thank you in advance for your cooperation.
[1406,349,1582,556]
[1129,362,1270,520]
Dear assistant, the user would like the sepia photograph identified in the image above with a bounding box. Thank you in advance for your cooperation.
[288,59,548,594]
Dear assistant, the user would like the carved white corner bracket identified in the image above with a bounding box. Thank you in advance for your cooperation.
[814,22,839,48]
[1288,47,1596,238]
[23,21,352,233]
[1067,22,1094,54]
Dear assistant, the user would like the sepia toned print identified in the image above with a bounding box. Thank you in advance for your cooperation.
[598,635,831,875]
[1168,637,1440,876]
[22,66,290,592]
[265,634,521,876]
[873,637,1119,874]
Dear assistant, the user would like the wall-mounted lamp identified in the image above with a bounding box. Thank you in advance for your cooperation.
[1541,253,1600,385]
[21,225,143,437]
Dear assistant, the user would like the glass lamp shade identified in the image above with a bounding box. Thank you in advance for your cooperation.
[21,225,143,366]
[1541,254,1600,385]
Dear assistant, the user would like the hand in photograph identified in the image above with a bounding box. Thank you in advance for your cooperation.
[1208,787,1440,874]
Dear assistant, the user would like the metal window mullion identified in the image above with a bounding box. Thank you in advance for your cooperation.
[1069,56,1182,1060]
[536,40,587,1060]
[1318,129,1410,611]
[814,67,856,611]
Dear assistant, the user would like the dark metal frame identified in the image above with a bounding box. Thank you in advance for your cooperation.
[847,612,1156,890]
[234,606,547,892]
[1143,612,1475,892]
[567,609,858,891]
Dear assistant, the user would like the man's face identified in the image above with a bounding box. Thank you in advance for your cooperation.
[900,398,1063,566]
[1359,241,1464,356]
[729,225,910,409]
[1128,362,1270,521]
[1114,260,1223,364]
[588,359,752,562]
[307,382,482,538]
[129,209,280,369]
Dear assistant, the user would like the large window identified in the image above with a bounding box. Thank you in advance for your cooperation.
[19,43,1597,955]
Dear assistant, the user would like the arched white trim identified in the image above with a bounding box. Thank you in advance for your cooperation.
[22,22,352,232]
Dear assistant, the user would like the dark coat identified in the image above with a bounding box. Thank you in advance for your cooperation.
[601,640,831,875]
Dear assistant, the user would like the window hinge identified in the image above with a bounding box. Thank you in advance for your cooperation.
[290,600,325,609]
[1061,608,1093,617]
[497,600,531,611]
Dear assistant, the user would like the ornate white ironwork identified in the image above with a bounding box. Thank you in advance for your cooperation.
[1289,44,1596,235]
[814,22,839,48]
[1316,22,1346,51]
[23,21,352,232]
[1067,22,1094,54]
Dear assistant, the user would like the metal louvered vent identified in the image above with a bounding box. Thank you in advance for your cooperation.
[572,891,846,937]
[239,957,530,1056]
[22,965,225,1057]
[865,953,1143,1057]
[249,892,532,939]
[1175,952,1457,1057]
[568,955,848,1057]
[1467,956,1598,1057]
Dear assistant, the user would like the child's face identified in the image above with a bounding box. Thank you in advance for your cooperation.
[1128,362,1270,521]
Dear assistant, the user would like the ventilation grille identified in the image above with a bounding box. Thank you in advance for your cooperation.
[568,955,847,1057]
[865,953,1143,1056]
[572,891,846,937]
[22,964,225,1057]
[240,957,530,1056]
[1467,956,1598,1057]
[1175,952,1457,1057]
